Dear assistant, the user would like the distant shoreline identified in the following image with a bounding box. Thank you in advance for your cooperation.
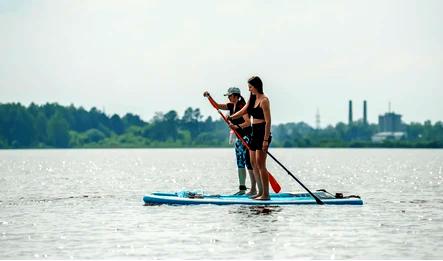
[1,102,442,149]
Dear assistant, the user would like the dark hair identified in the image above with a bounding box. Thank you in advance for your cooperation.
[231,93,246,109]
[247,76,262,114]
[248,76,263,94]
[247,94,256,115]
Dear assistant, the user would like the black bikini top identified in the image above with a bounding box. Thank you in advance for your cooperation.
[248,95,265,120]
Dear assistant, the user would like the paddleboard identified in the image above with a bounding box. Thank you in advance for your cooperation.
[143,191,363,205]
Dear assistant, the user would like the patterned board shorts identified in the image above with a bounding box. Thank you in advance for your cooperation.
[234,136,253,170]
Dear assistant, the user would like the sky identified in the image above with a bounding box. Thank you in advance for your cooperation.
[0,0,442,127]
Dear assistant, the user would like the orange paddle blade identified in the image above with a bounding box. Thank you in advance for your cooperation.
[269,173,281,193]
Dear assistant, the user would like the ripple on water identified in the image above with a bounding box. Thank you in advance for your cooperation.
[0,148,442,259]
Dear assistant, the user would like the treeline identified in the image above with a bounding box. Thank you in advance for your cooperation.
[0,102,228,148]
[0,102,442,148]
[272,121,443,148]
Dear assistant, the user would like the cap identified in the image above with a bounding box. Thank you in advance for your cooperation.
[224,87,241,96]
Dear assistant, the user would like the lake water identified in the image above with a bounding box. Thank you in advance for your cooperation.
[0,148,442,259]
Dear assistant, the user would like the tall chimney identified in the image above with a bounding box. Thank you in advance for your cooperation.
[348,100,353,125]
[315,108,320,130]
[363,100,367,125]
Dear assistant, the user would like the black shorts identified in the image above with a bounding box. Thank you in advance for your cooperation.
[250,123,272,151]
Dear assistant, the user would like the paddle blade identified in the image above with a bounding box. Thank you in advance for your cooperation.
[269,173,281,193]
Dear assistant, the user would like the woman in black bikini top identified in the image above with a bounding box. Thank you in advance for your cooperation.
[227,76,272,201]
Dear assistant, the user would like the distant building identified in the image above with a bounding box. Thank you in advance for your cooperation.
[372,132,406,142]
[363,100,367,125]
[378,112,403,132]
[372,112,406,142]
[348,100,367,125]
[348,100,353,125]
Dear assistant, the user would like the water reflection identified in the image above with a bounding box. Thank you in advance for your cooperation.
[230,205,282,216]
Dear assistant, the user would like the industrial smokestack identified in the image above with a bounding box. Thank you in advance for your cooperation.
[348,100,353,125]
[363,100,367,125]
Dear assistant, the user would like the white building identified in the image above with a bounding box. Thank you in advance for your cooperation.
[371,132,406,143]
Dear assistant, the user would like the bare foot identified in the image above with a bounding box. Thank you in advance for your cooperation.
[254,195,270,200]
[246,190,257,196]
[250,194,262,199]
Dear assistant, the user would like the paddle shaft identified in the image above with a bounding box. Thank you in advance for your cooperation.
[206,95,281,193]
[266,152,324,204]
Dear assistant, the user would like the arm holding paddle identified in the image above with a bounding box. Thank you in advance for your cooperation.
[226,99,249,121]
[203,91,228,110]
[228,114,251,130]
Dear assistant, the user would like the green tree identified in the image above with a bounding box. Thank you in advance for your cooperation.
[34,111,48,144]
[406,122,422,140]
[110,114,124,134]
[181,107,204,139]
[122,113,145,128]
[47,113,70,148]
[84,129,106,143]
[0,103,36,147]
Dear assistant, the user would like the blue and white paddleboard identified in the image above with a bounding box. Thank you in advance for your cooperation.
[143,191,363,206]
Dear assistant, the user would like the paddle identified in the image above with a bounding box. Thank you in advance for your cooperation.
[266,151,323,205]
[205,94,281,193]
[206,94,324,204]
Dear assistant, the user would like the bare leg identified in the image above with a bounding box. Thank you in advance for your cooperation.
[249,150,262,198]
[246,168,257,195]
[254,150,270,200]
[250,169,262,198]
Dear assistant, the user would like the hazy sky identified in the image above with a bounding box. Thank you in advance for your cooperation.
[1,0,442,126]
